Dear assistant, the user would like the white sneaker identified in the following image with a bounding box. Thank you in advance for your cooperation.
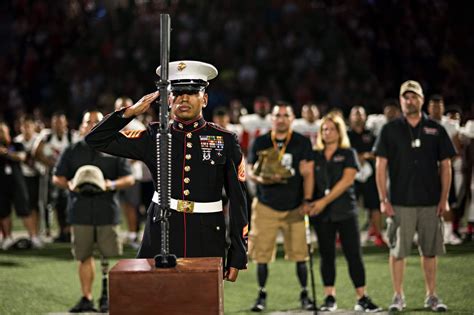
[388,294,406,311]
[31,236,44,249]
[446,233,462,245]
[424,295,447,312]
[2,237,15,250]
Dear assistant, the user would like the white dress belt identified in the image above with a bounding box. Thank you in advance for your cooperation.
[152,192,223,213]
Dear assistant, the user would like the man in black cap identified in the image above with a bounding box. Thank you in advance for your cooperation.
[86,60,249,282]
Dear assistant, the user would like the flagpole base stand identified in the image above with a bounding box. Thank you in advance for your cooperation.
[154,253,177,268]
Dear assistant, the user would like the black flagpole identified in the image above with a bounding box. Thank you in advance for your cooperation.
[305,215,318,313]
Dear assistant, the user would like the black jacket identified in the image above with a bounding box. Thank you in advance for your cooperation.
[85,110,248,270]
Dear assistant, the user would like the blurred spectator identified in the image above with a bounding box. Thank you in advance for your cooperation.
[428,94,463,245]
[240,96,272,156]
[348,106,385,247]
[292,103,321,147]
[366,99,401,137]
[228,99,248,125]
[459,120,474,242]
[3,1,473,128]
[114,96,146,249]
[212,106,243,141]
[14,115,43,238]
[0,121,43,250]
[35,111,79,242]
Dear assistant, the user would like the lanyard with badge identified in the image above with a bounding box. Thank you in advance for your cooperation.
[407,120,422,148]
[2,144,13,175]
[322,153,331,196]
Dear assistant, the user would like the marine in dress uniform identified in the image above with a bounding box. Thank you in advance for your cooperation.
[85,61,248,281]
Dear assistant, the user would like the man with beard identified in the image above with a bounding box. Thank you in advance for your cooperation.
[248,103,314,312]
[374,80,455,312]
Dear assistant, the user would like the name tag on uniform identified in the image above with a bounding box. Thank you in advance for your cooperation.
[4,165,12,175]
[333,155,345,162]
[423,127,439,136]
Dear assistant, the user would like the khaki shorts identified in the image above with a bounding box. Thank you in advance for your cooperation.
[386,206,445,259]
[72,225,123,262]
[248,199,308,263]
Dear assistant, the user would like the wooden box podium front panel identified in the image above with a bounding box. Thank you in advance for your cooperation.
[109,257,224,315]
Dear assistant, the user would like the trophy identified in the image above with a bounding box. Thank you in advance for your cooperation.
[252,147,293,183]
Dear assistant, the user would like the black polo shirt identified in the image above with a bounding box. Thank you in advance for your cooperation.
[0,142,29,211]
[312,148,360,222]
[348,128,376,154]
[374,115,456,206]
[54,140,131,225]
[249,131,313,211]
[0,142,25,181]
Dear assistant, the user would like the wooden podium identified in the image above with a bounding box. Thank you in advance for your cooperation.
[109,257,223,315]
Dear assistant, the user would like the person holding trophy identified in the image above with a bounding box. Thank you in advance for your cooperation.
[247,102,315,312]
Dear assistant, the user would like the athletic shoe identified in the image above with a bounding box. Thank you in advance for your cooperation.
[388,294,406,311]
[53,232,71,243]
[320,295,337,312]
[31,236,44,249]
[300,289,316,310]
[250,290,266,312]
[1,237,15,251]
[424,295,447,312]
[354,295,382,312]
[448,233,462,245]
[69,296,97,313]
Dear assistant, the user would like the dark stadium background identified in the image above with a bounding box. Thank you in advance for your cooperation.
[1,0,473,127]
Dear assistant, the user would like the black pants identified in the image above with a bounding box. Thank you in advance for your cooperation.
[313,216,365,288]
[138,203,227,263]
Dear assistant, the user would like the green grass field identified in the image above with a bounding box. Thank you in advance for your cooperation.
[1,240,473,314]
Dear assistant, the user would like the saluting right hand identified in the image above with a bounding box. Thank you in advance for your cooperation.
[123,91,160,118]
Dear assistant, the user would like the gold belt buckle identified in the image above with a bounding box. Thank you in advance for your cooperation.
[177,200,194,213]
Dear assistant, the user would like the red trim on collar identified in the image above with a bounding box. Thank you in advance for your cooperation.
[174,115,202,125]
[172,121,207,133]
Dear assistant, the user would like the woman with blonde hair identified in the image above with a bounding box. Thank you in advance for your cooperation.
[304,113,381,312]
